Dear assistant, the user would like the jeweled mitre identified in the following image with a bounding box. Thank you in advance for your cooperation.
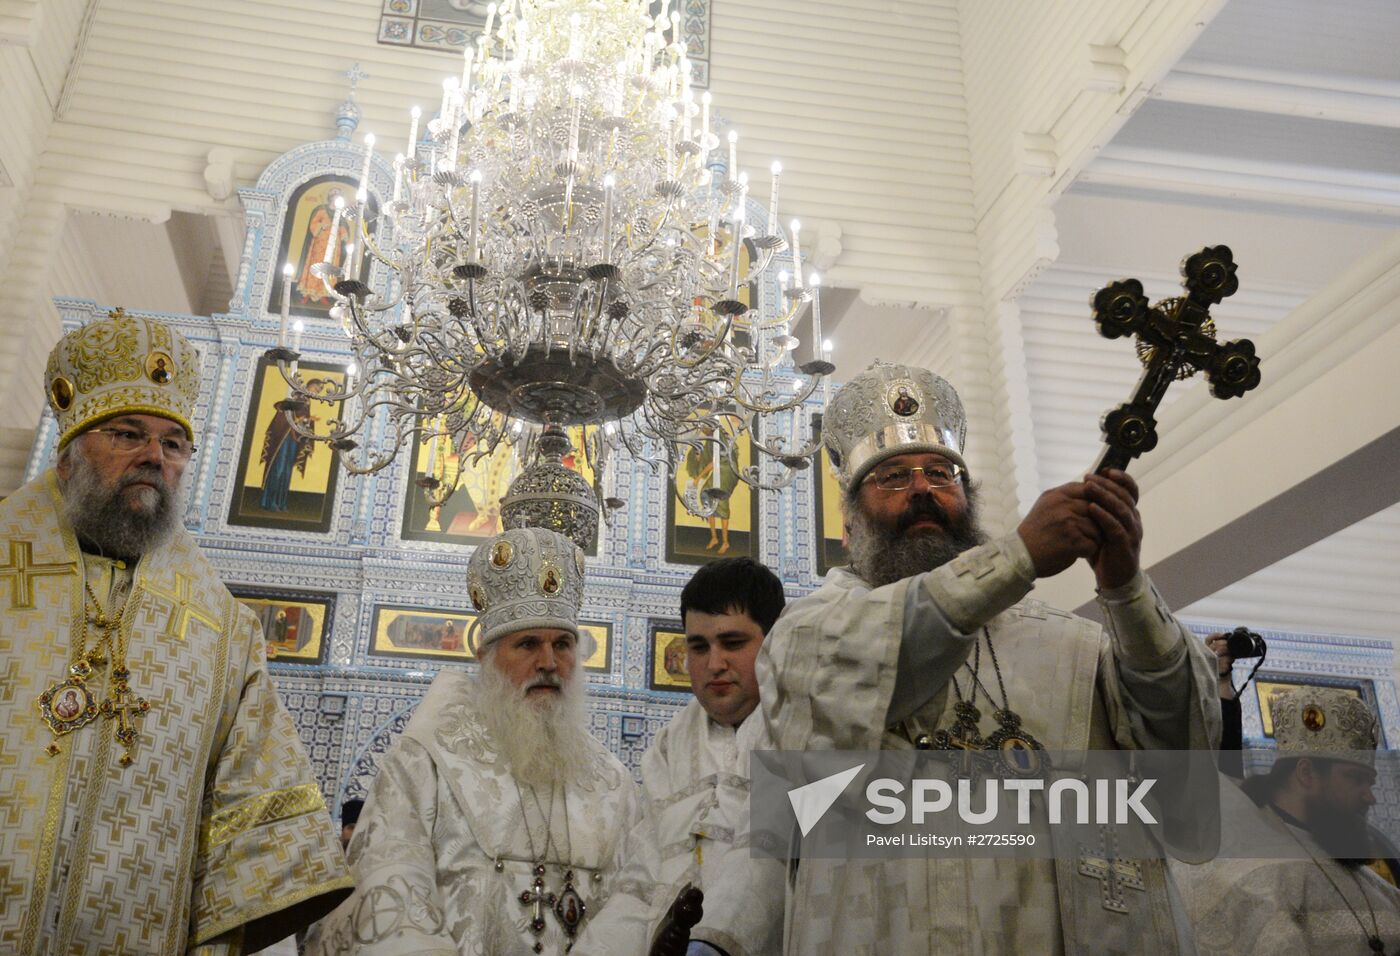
[466,527,586,649]
[45,308,200,448]
[822,361,968,493]
[1271,686,1380,769]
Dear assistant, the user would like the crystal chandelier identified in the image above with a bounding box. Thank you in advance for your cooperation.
[268,0,832,534]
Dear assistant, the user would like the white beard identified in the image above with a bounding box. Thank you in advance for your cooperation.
[476,658,594,790]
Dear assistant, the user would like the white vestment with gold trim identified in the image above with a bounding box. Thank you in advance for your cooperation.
[756,533,1221,956]
[572,700,784,956]
[307,668,642,955]
[0,471,352,955]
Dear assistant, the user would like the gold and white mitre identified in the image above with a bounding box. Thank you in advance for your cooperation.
[822,360,969,493]
[466,527,586,649]
[1271,686,1380,768]
[45,307,200,448]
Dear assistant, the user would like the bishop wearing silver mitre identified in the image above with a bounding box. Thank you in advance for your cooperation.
[755,362,1221,955]
[309,527,641,955]
[1177,687,1400,954]
[0,310,351,954]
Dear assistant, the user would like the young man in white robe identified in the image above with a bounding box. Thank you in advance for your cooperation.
[1176,687,1400,954]
[754,362,1221,955]
[574,558,787,956]
[308,528,642,955]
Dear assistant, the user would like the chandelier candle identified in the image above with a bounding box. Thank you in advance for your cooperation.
[406,106,421,161]
[279,263,294,347]
[790,219,803,287]
[324,197,344,265]
[767,161,782,236]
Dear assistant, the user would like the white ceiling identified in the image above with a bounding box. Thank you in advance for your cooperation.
[1026,0,1400,640]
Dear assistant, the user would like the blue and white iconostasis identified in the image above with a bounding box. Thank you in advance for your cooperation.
[26,130,1398,828]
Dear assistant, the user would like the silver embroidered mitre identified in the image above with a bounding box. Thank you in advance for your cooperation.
[1271,686,1380,769]
[822,361,969,494]
[466,527,586,649]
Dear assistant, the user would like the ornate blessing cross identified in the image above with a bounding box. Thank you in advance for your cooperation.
[1090,245,1262,473]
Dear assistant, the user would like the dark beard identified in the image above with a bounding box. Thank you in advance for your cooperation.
[60,450,179,559]
[846,485,987,588]
[1307,801,1376,868]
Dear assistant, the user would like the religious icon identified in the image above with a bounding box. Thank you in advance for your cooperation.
[665,423,759,566]
[230,586,334,665]
[368,606,612,672]
[370,606,478,664]
[401,421,598,554]
[267,175,378,318]
[811,413,850,576]
[228,356,343,533]
[54,687,84,721]
[1256,678,1368,739]
[649,622,691,691]
[888,383,920,417]
[146,352,174,385]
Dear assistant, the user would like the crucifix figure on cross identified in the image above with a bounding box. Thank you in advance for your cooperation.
[1089,245,1262,474]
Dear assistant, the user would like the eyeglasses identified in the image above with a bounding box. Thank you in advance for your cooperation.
[865,460,962,491]
[88,426,197,462]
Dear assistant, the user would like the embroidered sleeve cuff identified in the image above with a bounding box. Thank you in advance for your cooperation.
[1096,571,1185,670]
[920,533,1036,633]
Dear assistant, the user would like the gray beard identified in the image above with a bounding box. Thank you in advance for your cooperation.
[476,658,594,790]
[60,447,180,558]
[846,486,986,588]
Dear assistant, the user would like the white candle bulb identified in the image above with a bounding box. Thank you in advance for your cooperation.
[325,197,345,264]
[728,207,745,299]
[809,271,823,356]
[392,153,404,203]
[568,12,582,59]
[727,129,738,181]
[468,168,483,261]
[790,218,803,287]
[483,3,497,42]
[439,78,458,133]
[461,44,475,93]
[601,173,615,260]
[291,318,305,354]
[767,160,782,235]
[407,106,421,160]
[278,262,294,346]
[357,133,375,200]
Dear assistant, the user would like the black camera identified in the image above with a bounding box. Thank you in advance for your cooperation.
[1224,626,1266,660]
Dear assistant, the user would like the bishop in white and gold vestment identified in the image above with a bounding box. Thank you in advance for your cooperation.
[0,311,351,955]
[310,528,641,955]
[756,363,1221,956]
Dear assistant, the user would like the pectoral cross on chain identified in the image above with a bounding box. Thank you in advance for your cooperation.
[100,670,151,766]
[1078,827,1146,914]
[519,864,551,953]
[1090,246,1262,473]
